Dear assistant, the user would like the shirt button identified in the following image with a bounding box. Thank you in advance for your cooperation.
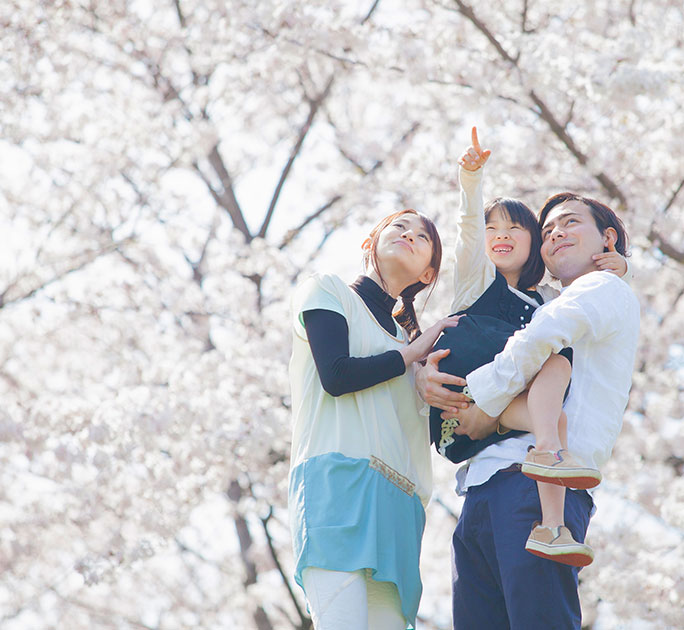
[520,316,525,320]
[520,324,525,328]
[524,305,530,310]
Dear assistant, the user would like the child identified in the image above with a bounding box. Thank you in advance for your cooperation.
[289,209,461,630]
[429,128,630,566]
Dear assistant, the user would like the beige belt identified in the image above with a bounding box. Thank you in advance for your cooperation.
[369,455,415,496]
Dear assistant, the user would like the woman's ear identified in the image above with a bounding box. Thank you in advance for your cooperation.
[361,237,372,252]
[418,266,436,285]
[603,227,618,252]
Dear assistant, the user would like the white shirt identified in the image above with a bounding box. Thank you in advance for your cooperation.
[460,271,640,492]
[289,273,433,506]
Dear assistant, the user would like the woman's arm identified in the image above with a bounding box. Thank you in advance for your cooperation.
[305,309,463,397]
[303,309,405,397]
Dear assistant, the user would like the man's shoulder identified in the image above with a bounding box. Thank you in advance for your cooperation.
[569,271,640,329]
[570,270,637,300]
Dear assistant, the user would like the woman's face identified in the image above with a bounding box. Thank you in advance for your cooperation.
[485,208,533,279]
[373,213,435,286]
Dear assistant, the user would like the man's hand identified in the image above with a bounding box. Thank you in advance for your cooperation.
[440,403,499,440]
[415,349,472,412]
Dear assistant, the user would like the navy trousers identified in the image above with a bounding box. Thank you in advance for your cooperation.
[451,468,593,630]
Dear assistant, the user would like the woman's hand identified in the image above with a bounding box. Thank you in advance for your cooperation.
[592,241,629,277]
[399,314,463,367]
[458,126,491,172]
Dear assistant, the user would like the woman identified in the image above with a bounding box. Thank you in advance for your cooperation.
[289,209,459,629]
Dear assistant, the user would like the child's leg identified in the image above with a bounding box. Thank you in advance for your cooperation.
[501,396,568,528]
[526,353,570,451]
[497,354,569,438]
[535,410,568,527]
[536,477,565,528]
[501,355,599,489]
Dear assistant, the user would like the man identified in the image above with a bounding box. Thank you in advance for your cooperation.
[417,193,640,629]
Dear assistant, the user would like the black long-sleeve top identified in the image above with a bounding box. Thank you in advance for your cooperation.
[302,276,407,397]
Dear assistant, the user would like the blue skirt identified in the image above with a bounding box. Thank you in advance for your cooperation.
[289,452,426,627]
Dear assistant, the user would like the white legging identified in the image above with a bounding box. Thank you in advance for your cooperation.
[302,567,406,630]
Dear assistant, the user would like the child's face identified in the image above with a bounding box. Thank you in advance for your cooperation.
[485,208,533,278]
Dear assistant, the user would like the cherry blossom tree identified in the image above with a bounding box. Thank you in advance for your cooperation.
[0,1,682,628]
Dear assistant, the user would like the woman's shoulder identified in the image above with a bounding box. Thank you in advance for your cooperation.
[296,272,350,297]
[291,273,356,332]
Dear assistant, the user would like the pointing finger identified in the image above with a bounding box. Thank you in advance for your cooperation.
[471,126,481,152]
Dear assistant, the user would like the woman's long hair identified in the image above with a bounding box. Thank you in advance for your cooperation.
[484,197,545,291]
[363,209,442,341]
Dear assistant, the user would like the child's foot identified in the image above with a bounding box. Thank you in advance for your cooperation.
[522,448,602,489]
[525,523,594,567]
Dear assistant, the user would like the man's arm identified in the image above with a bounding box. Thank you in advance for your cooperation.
[466,272,626,417]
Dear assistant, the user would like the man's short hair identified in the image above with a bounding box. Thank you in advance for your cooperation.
[538,193,629,256]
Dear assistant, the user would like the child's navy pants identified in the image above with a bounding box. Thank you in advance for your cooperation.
[451,466,593,630]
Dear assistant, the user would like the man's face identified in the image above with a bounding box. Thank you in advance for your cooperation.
[540,200,610,286]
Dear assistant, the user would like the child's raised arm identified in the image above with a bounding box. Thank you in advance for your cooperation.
[452,126,494,313]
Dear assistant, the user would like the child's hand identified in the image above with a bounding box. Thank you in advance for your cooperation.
[458,126,491,172]
[400,314,463,367]
[592,241,628,277]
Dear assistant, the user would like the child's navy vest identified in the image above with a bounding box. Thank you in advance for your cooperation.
[429,272,540,463]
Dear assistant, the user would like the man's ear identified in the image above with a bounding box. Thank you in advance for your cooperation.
[603,227,618,252]
[418,266,436,285]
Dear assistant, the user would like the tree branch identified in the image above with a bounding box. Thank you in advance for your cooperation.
[453,0,628,208]
[185,212,220,286]
[661,177,684,215]
[453,0,517,64]
[279,195,343,249]
[280,117,420,253]
[433,495,461,521]
[226,481,274,630]
[361,0,382,24]
[647,228,684,264]
[526,90,627,207]
[0,239,131,309]
[645,177,684,263]
[258,75,335,239]
[173,0,186,28]
[628,0,637,26]
[521,0,531,33]
[195,145,252,242]
[261,508,312,629]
